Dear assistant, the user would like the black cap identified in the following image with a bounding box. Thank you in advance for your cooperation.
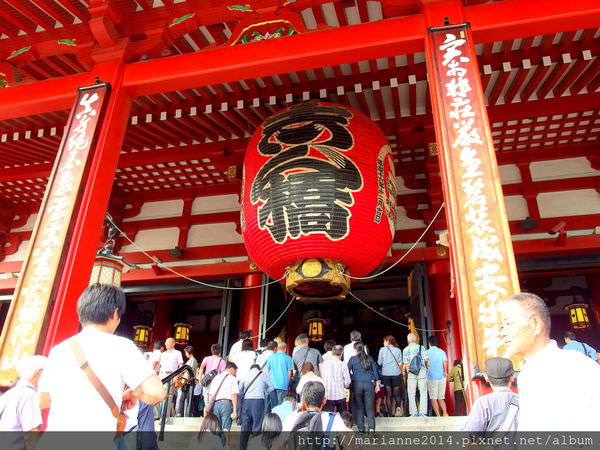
[484,357,514,379]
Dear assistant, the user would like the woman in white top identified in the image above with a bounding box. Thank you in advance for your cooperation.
[295,362,324,395]
[230,339,257,381]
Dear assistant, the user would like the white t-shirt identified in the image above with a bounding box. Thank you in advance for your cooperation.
[148,349,162,373]
[296,374,324,395]
[38,327,155,431]
[518,340,600,431]
[343,342,367,364]
[159,349,183,375]
[229,340,243,358]
[282,410,350,432]
[124,400,139,432]
[231,350,257,381]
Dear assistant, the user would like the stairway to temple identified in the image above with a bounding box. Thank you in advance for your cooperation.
[160,415,467,432]
[156,416,468,449]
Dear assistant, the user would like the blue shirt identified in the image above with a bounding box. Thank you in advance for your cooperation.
[265,351,293,390]
[564,340,598,361]
[240,368,274,399]
[272,400,297,422]
[347,355,379,381]
[426,346,447,380]
[377,346,402,376]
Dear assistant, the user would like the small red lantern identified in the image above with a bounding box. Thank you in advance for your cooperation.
[241,101,396,300]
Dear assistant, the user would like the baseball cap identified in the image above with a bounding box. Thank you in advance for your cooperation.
[484,357,514,380]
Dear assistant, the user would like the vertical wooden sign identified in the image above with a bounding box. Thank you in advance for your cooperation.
[0,83,110,385]
[425,24,520,376]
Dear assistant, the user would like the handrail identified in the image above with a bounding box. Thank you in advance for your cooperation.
[160,364,195,384]
[159,364,197,441]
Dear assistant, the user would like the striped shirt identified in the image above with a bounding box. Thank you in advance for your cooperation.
[320,358,351,401]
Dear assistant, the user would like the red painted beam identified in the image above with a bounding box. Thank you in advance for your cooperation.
[122,14,425,97]
[465,0,600,44]
[121,211,240,233]
[120,261,260,286]
[0,67,114,121]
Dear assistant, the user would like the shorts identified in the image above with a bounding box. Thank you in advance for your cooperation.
[380,375,403,387]
[427,379,446,399]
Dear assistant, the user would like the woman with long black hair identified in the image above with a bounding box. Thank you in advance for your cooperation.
[347,342,380,432]
[189,413,227,449]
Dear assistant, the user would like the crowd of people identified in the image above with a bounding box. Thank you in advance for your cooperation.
[1,286,599,449]
[146,327,466,442]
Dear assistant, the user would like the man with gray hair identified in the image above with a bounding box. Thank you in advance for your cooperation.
[403,332,429,417]
[0,355,46,433]
[343,330,367,364]
[501,292,600,431]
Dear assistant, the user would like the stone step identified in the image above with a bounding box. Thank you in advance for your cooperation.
[162,416,468,432]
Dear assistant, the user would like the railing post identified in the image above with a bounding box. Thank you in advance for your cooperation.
[159,382,171,441]
[186,381,194,417]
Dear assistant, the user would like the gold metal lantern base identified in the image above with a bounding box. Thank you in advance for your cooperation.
[286,258,349,301]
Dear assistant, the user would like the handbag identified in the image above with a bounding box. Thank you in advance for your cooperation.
[200,358,225,387]
[70,338,128,440]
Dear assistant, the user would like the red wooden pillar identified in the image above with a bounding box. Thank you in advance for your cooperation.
[240,273,262,346]
[423,0,521,406]
[152,300,174,346]
[428,260,462,415]
[42,61,132,353]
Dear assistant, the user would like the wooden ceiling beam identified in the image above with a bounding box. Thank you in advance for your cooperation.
[4,0,55,31]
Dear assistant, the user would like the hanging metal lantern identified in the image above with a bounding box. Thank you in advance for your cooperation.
[306,318,326,342]
[565,302,591,330]
[133,325,152,349]
[174,323,192,345]
[90,215,137,286]
[241,101,397,301]
[90,255,125,286]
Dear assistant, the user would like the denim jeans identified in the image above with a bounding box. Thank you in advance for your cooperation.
[407,368,428,416]
[175,386,190,416]
[352,380,375,431]
[272,389,287,407]
[241,398,265,450]
[213,400,233,431]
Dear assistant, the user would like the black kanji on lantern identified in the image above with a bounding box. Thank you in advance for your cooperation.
[251,102,363,244]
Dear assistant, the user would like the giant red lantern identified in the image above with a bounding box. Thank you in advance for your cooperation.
[241,101,396,300]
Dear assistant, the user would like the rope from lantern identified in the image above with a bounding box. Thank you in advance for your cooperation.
[342,202,445,281]
[347,290,448,333]
[106,216,286,290]
[247,296,297,340]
